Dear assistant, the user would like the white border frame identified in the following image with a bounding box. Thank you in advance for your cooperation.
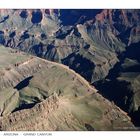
[0,0,139,140]
[0,0,139,9]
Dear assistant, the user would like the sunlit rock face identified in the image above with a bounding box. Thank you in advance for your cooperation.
[0,9,140,86]
[0,9,139,83]
[0,46,135,131]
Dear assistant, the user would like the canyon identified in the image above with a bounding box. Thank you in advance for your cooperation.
[0,9,140,130]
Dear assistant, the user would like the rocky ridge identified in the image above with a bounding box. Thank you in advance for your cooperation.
[0,46,135,130]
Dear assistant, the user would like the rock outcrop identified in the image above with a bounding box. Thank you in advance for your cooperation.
[0,46,135,130]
